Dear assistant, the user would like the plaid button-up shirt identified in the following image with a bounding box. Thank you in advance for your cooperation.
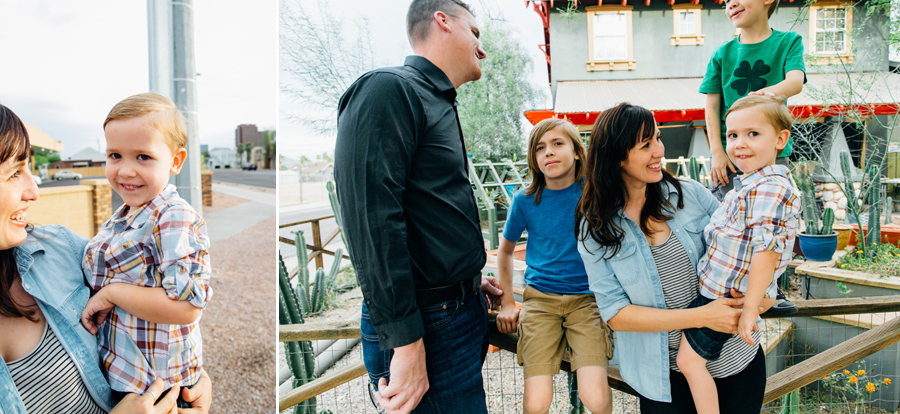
[83,184,212,394]
[698,165,800,300]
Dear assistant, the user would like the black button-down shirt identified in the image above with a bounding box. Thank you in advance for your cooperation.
[334,56,486,350]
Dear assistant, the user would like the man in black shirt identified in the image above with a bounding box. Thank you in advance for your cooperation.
[334,1,503,413]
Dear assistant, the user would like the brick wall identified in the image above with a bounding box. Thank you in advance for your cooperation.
[81,179,112,236]
[202,171,213,206]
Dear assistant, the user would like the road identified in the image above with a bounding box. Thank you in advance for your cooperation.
[209,169,275,188]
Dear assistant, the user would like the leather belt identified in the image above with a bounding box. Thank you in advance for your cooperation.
[415,275,480,306]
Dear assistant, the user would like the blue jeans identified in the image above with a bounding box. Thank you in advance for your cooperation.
[360,287,489,414]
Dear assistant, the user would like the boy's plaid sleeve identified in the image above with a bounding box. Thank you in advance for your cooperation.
[155,204,213,309]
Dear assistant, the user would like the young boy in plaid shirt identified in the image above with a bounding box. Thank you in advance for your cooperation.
[80,92,212,407]
[677,96,801,414]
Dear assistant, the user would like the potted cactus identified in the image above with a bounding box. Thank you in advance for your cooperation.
[795,160,839,261]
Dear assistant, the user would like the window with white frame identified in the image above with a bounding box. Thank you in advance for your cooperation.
[586,5,635,71]
[809,1,853,62]
[671,4,704,46]
[593,13,627,59]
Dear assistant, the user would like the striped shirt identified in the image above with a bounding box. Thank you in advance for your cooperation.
[8,323,106,414]
[698,165,800,300]
[83,184,212,394]
[650,231,759,377]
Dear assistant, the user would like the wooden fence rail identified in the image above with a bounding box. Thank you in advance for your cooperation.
[279,216,348,272]
[278,295,900,411]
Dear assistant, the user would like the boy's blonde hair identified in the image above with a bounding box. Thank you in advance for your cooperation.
[725,95,793,155]
[104,93,188,154]
[524,118,586,205]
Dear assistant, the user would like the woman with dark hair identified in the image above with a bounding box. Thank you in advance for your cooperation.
[0,104,210,413]
[575,102,768,413]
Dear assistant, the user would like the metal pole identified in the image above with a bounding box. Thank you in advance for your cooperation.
[147,0,202,214]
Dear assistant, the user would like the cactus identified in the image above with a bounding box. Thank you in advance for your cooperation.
[821,208,834,235]
[688,157,701,183]
[795,161,821,234]
[867,166,882,249]
[327,181,351,257]
[886,197,893,225]
[279,254,316,414]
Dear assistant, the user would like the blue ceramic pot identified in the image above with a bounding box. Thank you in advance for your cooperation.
[798,231,838,262]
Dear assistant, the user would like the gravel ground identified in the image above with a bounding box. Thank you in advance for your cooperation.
[278,289,641,413]
[205,214,276,413]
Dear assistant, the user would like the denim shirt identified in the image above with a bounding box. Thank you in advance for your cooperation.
[578,179,719,403]
[0,225,115,413]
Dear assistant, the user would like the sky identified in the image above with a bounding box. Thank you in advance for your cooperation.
[278,0,552,160]
[0,0,276,159]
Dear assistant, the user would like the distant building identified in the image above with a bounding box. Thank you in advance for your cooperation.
[200,144,209,154]
[301,162,334,182]
[208,147,239,169]
[49,147,106,169]
[235,124,260,148]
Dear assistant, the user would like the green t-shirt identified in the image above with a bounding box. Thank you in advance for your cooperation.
[699,29,806,158]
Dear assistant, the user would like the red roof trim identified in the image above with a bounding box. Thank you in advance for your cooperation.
[525,104,900,126]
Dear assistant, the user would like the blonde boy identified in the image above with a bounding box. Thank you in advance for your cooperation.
[678,95,801,414]
[81,93,212,406]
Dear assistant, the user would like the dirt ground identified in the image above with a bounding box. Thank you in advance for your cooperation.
[204,215,276,413]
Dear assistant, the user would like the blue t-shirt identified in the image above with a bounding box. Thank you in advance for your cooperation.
[502,181,590,294]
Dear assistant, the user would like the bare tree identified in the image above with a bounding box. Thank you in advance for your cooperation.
[279,0,376,135]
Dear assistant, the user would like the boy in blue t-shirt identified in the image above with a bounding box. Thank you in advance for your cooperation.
[496,118,612,414]
[699,0,806,320]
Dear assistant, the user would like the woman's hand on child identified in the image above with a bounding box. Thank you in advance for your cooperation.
[81,285,118,335]
[110,378,179,414]
[738,309,759,346]
[496,302,520,334]
[178,369,212,414]
[700,296,743,334]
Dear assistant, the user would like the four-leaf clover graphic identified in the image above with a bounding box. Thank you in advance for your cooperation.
[730,59,771,95]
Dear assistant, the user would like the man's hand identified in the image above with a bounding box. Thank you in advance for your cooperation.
[480,276,503,311]
[375,339,429,414]
[81,285,118,335]
[738,309,759,346]
[178,368,212,413]
[496,301,520,334]
[710,150,737,188]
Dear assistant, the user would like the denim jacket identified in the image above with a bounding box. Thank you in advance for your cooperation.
[578,179,719,403]
[0,225,115,413]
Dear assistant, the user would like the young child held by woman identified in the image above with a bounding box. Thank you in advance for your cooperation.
[80,93,212,407]
[677,95,801,413]
[496,118,612,414]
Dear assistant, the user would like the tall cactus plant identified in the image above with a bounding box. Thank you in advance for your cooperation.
[279,254,317,414]
[794,160,822,234]
[688,157,701,183]
[866,166,882,251]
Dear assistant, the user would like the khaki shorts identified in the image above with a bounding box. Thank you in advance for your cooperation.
[517,285,613,378]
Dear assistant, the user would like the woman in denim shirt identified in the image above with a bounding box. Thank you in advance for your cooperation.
[575,103,768,413]
[0,105,211,413]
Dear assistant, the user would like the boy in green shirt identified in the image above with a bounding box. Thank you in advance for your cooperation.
[700,0,806,199]
[699,0,806,327]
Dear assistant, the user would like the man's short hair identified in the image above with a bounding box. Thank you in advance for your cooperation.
[406,0,473,46]
[104,92,188,154]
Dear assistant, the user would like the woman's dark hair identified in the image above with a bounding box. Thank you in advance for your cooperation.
[0,104,36,321]
[575,102,683,259]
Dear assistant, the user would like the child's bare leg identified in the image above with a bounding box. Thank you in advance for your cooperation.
[676,333,719,414]
[523,375,554,414]
[575,366,612,414]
